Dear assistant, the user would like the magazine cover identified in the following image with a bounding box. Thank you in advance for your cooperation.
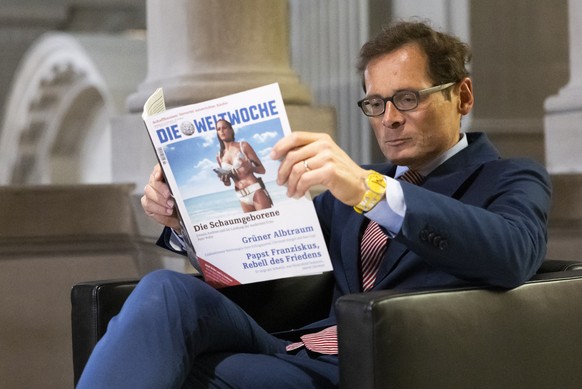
[143,83,333,287]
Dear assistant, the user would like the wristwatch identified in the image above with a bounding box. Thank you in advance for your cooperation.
[353,170,387,214]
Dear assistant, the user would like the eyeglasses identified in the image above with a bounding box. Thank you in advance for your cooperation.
[357,82,456,116]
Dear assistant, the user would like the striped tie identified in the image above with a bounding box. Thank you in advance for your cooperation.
[286,325,338,355]
[360,220,388,291]
[285,169,424,355]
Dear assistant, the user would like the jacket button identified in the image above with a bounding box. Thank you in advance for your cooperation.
[438,240,448,250]
[419,229,429,241]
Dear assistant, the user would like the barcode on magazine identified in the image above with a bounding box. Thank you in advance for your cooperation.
[157,147,168,165]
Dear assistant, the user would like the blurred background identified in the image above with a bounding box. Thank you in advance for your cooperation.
[0,0,580,387]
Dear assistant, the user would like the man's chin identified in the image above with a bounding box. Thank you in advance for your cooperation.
[384,151,414,167]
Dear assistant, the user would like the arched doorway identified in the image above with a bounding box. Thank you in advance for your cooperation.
[0,32,112,185]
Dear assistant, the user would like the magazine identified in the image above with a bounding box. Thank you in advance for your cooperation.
[142,83,333,288]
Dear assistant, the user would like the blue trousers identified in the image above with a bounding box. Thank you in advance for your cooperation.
[77,270,339,388]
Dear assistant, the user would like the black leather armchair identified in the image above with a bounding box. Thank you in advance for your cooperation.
[71,272,335,386]
[71,260,582,388]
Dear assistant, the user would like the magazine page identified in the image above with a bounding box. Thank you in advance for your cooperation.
[143,83,333,288]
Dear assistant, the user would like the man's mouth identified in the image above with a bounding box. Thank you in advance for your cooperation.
[386,138,410,147]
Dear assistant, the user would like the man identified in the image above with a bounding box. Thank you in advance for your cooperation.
[77,20,551,388]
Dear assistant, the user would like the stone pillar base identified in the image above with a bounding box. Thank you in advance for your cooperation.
[544,92,582,173]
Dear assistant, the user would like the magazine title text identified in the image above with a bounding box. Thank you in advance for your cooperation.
[155,100,278,144]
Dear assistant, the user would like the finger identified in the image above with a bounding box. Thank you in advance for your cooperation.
[143,184,174,216]
[271,131,323,161]
[149,166,173,201]
[284,146,329,198]
[151,163,164,183]
[141,164,182,230]
[141,194,180,230]
[278,138,328,189]
[148,177,174,206]
[153,163,162,176]
[275,140,318,186]
[285,159,310,198]
[144,165,174,213]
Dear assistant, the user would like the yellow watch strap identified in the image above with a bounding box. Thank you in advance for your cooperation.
[353,171,386,213]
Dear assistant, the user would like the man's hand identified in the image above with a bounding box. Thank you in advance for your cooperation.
[141,164,181,231]
[270,132,368,206]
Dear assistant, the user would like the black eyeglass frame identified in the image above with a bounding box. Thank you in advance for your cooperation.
[357,82,456,116]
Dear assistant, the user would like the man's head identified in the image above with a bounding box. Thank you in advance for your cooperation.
[357,20,471,96]
[357,20,474,170]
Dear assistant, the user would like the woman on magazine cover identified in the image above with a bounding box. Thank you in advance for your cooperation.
[215,119,273,212]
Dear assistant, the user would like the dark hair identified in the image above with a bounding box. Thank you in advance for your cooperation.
[216,119,234,159]
[357,20,471,95]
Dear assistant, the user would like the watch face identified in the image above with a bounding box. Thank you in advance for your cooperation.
[367,173,386,193]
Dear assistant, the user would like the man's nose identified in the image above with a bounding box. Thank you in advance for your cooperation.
[381,102,405,129]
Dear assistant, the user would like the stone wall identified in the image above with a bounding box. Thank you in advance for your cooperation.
[0,184,189,388]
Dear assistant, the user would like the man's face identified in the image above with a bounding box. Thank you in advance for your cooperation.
[363,43,472,170]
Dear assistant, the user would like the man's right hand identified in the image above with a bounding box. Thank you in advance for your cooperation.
[141,164,181,231]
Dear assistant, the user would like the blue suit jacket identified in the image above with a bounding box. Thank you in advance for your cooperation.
[310,132,551,327]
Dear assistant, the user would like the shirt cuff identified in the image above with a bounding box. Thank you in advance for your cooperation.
[364,176,406,237]
[169,229,186,251]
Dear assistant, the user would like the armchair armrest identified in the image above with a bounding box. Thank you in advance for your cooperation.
[71,279,138,385]
[336,269,582,389]
[536,258,582,273]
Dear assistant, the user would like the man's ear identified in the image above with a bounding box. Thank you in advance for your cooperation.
[457,77,474,115]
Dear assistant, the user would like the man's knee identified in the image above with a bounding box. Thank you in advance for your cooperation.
[140,268,192,286]
[138,269,207,296]
[127,270,200,318]
[134,270,220,314]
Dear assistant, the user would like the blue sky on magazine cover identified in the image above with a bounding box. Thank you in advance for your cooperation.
[164,117,284,200]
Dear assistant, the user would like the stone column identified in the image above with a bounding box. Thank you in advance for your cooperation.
[543,0,582,261]
[544,0,582,173]
[110,0,336,274]
[469,1,568,164]
[113,0,334,191]
[127,0,310,110]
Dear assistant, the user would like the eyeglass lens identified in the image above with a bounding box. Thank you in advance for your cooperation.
[361,91,418,115]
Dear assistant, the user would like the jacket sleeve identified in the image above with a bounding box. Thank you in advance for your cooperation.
[156,227,187,255]
[397,158,551,288]
[157,226,202,272]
